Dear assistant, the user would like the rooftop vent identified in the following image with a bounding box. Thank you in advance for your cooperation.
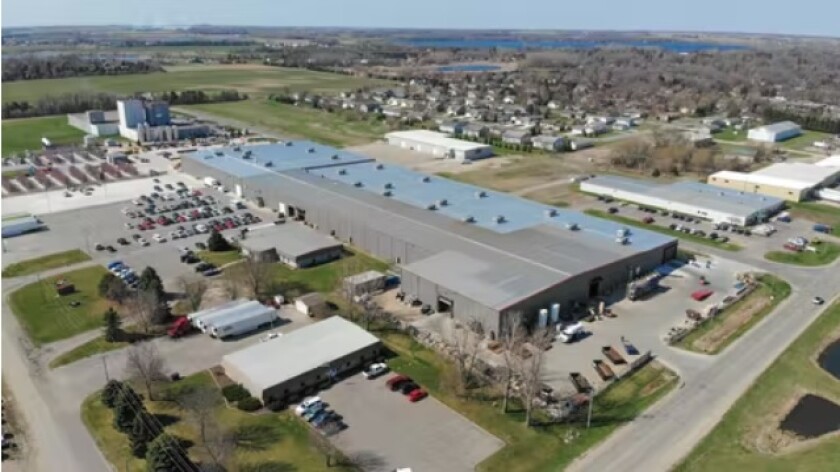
[475,191,487,199]
[493,215,506,224]
[463,215,476,223]
[545,208,558,217]
[338,169,348,175]
[566,222,579,231]
[331,154,340,160]
[616,228,630,237]
[264,162,273,168]
[214,151,224,156]
[426,203,438,211]
[284,141,293,147]
[233,146,241,152]
[383,190,393,197]
[437,199,448,207]
[384,182,393,189]
[308,147,316,153]
[421,176,431,183]
[243,150,252,158]
[615,236,630,245]
[376,163,385,170]
[353,181,363,188]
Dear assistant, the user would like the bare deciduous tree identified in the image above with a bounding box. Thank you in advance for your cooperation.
[240,256,272,298]
[514,327,554,427]
[451,319,483,395]
[177,276,208,312]
[222,272,242,300]
[499,312,526,413]
[125,290,160,334]
[125,343,168,401]
[179,387,234,471]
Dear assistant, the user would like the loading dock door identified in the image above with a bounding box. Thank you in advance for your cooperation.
[437,296,453,314]
[235,184,243,197]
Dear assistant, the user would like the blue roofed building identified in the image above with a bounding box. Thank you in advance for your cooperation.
[182,141,677,337]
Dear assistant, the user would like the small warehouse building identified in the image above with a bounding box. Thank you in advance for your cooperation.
[343,270,388,297]
[241,224,343,267]
[747,121,802,143]
[221,316,383,405]
[295,292,328,317]
[708,163,840,202]
[581,175,784,226]
[385,130,494,161]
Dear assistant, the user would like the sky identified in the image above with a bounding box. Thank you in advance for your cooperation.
[2,0,839,37]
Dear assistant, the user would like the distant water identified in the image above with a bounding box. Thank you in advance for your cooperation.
[401,38,747,53]
[819,339,840,380]
[437,64,502,72]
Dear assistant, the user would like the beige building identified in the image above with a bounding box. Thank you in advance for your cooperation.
[708,163,840,202]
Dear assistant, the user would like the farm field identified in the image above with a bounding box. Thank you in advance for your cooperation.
[183,99,392,147]
[2,64,394,104]
[2,115,86,155]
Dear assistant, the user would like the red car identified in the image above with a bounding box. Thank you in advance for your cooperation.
[225,220,237,229]
[642,216,655,224]
[408,389,428,402]
[386,374,410,391]
[691,289,713,301]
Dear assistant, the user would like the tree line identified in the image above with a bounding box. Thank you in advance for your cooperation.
[762,107,840,135]
[2,55,163,82]
[3,89,247,119]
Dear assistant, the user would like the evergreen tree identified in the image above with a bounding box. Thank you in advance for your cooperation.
[145,435,192,472]
[113,386,144,433]
[207,230,232,252]
[103,308,122,342]
[138,267,165,299]
[129,411,161,458]
[101,379,124,408]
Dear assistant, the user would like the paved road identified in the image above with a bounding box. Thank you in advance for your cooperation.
[568,242,840,472]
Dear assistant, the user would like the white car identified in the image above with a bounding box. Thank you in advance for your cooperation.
[152,233,166,243]
[294,396,322,416]
[138,238,150,246]
[196,224,208,233]
[261,332,283,342]
[124,222,134,229]
[363,362,389,379]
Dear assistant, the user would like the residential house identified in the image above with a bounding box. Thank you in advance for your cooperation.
[439,121,466,135]
[463,123,489,139]
[502,130,532,146]
[358,102,381,114]
[532,135,566,152]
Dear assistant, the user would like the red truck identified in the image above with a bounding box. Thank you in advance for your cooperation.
[167,316,194,338]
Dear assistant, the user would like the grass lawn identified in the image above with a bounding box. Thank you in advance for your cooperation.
[778,130,834,150]
[183,99,391,147]
[381,331,679,472]
[82,371,348,472]
[8,265,111,345]
[2,115,86,156]
[2,64,394,104]
[765,241,840,266]
[228,248,389,299]
[675,275,791,354]
[197,249,243,267]
[584,209,743,251]
[2,249,91,277]
[49,335,128,368]
[714,128,747,142]
[788,201,840,237]
[675,301,840,472]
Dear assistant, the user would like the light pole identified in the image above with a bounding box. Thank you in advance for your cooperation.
[586,388,594,429]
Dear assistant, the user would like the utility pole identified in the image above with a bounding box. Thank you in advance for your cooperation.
[102,355,110,382]
[586,389,594,429]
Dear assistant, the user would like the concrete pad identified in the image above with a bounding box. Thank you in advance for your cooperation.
[319,373,503,472]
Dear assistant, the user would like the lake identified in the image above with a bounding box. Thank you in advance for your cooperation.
[819,339,840,380]
[437,64,502,72]
[400,38,747,53]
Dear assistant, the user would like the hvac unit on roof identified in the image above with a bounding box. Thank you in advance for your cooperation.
[284,141,293,146]
[233,146,241,151]
[338,169,348,175]
[421,176,431,183]
[493,215,506,224]
[384,182,393,189]
[264,161,273,167]
[376,163,385,170]
[463,215,476,223]
[475,190,487,198]
[566,222,579,230]
[616,236,630,245]
[545,208,558,217]
[616,227,630,237]
[354,181,363,187]
[331,154,340,160]
[383,190,393,197]
[308,147,316,153]
[426,203,437,210]
[243,150,252,159]
[437,199,448,207]
[214,151,224,156]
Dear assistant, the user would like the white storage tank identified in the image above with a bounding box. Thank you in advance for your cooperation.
[550,303,560,325]
[538,309,549,328]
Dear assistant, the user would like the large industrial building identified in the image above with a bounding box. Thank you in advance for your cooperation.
[221,316,382,404]
[581,175,784,226]
[67,110,120,137]
[708,162,840,202]
[182,141,678,337]
[115,99,208,144]
[385,130,494,161]
[747,121,802,143]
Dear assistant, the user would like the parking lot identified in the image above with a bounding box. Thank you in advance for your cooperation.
[318,373,504,472]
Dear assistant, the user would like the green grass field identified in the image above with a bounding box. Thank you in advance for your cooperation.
[197,250,243,267]
[788,202,840,237]
[675,275,791,354]
[778,130,834,150]
[765,241,840,266]
[2,115,86,155]
[2,249,91,278]
[183,99,391,147]
[381,331,678,472]
[49,336,128,368]
[8,265,111,345]
[675,301,840,472]
[584,209,743,251]
[2,64,394,104]
[714,128,747,142]
[82,371,349,472]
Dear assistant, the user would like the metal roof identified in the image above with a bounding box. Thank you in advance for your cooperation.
[815,155,840,168]
[584,175,784,218]
[241,223,342,258]
[221,316,381,393]
[385,130,491,152]
[753,162,840,184]
[189,142,375,178]
[752,121,800,134]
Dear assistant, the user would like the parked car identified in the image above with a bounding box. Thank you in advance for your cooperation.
[813,296,825,305]
[117,237,130,245]
[399,382,420,395]
[363,363,389,379]
[386,375,411,391]
[294,397,322,416]
[607,207,619,214]
[152,233,166,243]
[408,389,428,402]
